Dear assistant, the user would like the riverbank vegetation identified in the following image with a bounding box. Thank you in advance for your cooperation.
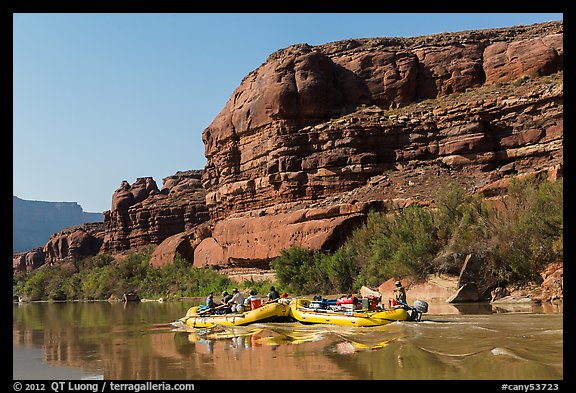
[13,248,274,301]
[272,176,563,295]
[13,177,562,301]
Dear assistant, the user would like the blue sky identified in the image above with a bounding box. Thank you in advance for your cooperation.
[12,13,563,213]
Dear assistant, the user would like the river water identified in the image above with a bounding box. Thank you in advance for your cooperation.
[13,300,564,381]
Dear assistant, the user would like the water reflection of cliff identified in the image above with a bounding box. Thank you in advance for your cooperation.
[13,302,363,380]
[167,331,349,380]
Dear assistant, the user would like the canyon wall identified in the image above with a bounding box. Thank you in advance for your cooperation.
[101,170,210,253]
[201,21,562,220]
[193,21,562,272]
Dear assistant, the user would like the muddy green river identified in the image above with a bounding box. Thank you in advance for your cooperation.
[13,300,563,381]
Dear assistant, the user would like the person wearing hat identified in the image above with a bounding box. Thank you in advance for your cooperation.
[228,288,245,313]
[218,291,233,314]
[221,290,233,304]
[393,281,407,304]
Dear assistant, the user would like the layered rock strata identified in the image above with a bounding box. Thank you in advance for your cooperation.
[43,222,105,265]
[102,170,210,253]
[191,21,562,271]
[202,21,562,221]
[195,70,563,268]
[13,171,210,271]
[13,222,105,273]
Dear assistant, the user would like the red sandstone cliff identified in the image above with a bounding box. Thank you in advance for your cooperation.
[193,21,562,275]
[14,171,210,273]
[13,222,105,273]
[201,21,562,220]
[101,170,210,253]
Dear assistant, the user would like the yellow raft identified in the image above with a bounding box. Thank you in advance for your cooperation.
[288,298,411,327]
[178,302,291,328]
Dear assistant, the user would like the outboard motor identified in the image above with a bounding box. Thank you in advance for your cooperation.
[409,300,429,321]
[413,300,428,314]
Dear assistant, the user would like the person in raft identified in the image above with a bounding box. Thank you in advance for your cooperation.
[219,291,233,313]
[228,288,245,313]
[266,286,280,302]
[245,289,258,304]
[221,291,233,304]
[389,281,407,307]
[278,291,290,303]
[206,292,217,309]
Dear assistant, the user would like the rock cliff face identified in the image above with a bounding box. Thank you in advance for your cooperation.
[193,201,381,269]
[101,170,210,253]
[13,222,105,273]
[201,21,562,221]
[193,21,562,272]
[12,171,210,273]
[13,248,46,273]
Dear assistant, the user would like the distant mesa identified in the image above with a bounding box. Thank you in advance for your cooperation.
[12,196,103,252]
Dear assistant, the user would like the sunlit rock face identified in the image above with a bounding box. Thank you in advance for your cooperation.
[189,21,563,270]
[13,222,105,274]
[201,21,562,221]
[89,22,565,272]
[102,171,210,253]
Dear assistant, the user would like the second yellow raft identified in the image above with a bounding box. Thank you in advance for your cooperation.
[288,298,410,327]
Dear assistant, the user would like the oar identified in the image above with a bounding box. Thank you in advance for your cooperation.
[197,304,227,316]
